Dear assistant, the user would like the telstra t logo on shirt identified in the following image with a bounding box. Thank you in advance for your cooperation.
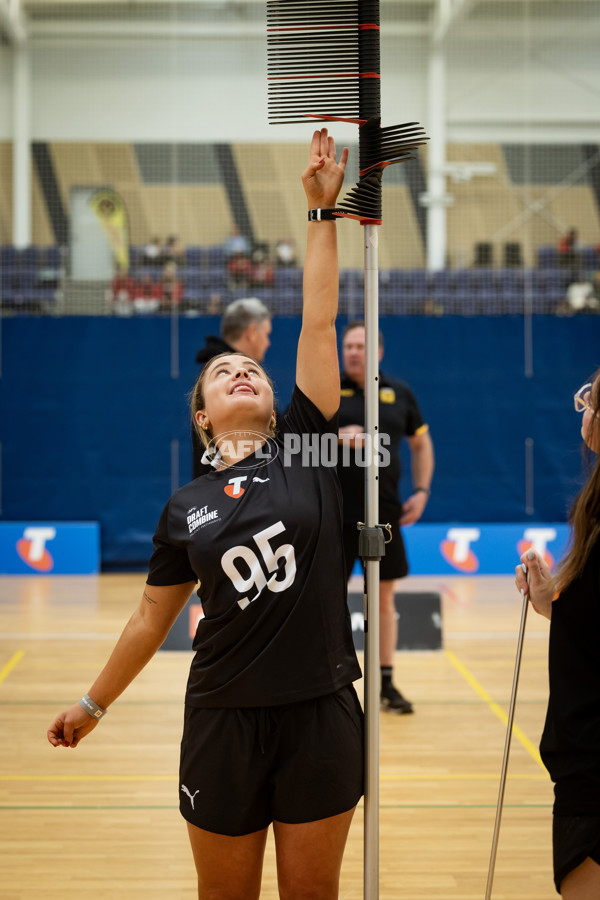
[223,476,270,499]
[224,476,248,498]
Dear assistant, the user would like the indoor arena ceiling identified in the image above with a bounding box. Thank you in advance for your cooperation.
[0,0,598,45]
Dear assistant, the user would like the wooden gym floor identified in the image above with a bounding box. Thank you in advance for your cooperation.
[0,573,554,899]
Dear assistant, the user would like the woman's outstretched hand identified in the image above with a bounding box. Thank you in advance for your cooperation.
[47,703,99,748]
[302,128,349,210]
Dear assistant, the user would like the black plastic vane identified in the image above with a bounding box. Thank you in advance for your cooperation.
[267,0,428,223]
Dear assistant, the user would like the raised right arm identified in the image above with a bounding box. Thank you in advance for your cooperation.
[296,128,348,420]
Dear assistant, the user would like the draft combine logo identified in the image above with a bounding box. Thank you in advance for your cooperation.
[440,528,480,573]
[187,505,219,535]
[16,526,56,572]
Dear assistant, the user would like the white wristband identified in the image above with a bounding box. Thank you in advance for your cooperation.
[79,694,107,720]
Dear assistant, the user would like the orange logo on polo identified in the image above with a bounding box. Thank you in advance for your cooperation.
[16,526,56,572]
[440,527,480,573]
[224,476,248,499]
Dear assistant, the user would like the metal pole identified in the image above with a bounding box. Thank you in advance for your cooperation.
[484,589,529,900]
[13,42,31,249]
[426,42,447,272]
[363,222,380,899]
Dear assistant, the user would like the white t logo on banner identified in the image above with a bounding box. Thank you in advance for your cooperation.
[22,526,56,561]
[446,527,481,563]
[523,527,557,557]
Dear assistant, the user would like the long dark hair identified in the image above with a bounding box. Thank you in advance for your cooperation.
[556,369,600,591]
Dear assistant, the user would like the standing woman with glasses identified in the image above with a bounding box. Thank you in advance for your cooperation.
[516,372,600,899]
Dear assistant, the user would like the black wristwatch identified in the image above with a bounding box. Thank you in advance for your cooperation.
[307,208,342,222]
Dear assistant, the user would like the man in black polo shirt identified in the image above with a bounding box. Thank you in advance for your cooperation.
[338,321,434,714]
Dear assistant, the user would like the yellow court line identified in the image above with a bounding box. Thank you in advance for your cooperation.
[445,649,545,771]
[0,650,25,685]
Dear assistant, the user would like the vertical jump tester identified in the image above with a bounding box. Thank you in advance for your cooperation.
[267,3,428,896]
[267,4,531,898]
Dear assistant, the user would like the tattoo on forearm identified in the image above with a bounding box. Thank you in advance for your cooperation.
[143,590,157,605]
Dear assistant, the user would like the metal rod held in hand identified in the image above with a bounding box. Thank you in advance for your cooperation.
[484,587,529,900]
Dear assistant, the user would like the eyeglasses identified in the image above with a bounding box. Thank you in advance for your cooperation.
[574,383,595,414]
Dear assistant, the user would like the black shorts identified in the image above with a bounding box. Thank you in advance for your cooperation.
[342,517,408,583]
[179,685,364,836]
[552,815,600,893]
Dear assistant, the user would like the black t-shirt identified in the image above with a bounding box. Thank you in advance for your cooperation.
[337,371,426,522]
[148,385,362,708]
[540,539,600,815]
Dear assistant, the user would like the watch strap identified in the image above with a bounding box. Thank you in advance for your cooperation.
[307,208,343,222]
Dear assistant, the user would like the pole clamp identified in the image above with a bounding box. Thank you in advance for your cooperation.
[356,522,392,562]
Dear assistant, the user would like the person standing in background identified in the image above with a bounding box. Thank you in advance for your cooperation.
[338,321,434,714]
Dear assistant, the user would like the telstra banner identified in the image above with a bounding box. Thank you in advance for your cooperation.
[0,523,100,575]
[401,523,568,576]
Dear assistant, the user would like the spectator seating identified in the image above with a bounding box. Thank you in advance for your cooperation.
[3,242,598,316]
[0,244,64,312]
[538,244,599,271]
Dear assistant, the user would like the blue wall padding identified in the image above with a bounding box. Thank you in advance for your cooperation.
[1,315,596,566]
